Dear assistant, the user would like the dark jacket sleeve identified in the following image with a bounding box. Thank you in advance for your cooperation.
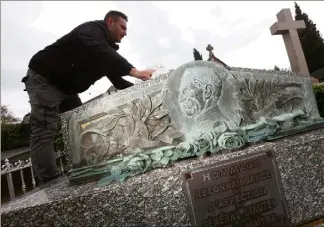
[75,22,134,88]
[107,74,134,89]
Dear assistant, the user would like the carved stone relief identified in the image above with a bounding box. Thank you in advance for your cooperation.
[162,61,242,139]
[61,60,324,185]
[78,94,183,165]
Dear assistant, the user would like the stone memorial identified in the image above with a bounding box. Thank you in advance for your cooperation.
[2,60,324,226]
[61,60,323,187]
[2,8,324,226]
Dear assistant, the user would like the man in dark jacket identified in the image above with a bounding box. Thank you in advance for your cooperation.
[22,10,155,185]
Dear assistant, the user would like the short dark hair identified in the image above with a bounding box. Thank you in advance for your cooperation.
[104,10,128,22]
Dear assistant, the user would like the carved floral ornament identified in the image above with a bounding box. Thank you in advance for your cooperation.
[79,94,183,165]
[69,62,322,186]
[231,73,310,125]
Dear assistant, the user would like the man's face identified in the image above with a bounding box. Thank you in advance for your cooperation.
[106,17,127,43]
[179,75,204,118]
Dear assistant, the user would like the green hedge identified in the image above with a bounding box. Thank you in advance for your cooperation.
[1,121,64,152]
[1,85,324,151]
[1,124,30,151]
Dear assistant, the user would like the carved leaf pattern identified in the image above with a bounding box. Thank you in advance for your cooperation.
[140,95,152,121]
[103,116,123,134]
[145,118,160,133]
[133,120,149,139]
[108,108,127,117]
[157,134,173,144]
[149,110,169,119]
[162,126,183,139]
[80,95,183,164]
[124,116,135,136]
[130,102,138,117]
[150,116,170,139]
[112,125,124,144]
[235,75,304,125]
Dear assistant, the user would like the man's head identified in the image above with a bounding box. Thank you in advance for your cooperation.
[104,10,128,43]
[179,67,222,118]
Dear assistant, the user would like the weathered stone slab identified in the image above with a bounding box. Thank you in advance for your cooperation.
[2,128,324,227]
[60,69,174,170]
[60,61,323,185]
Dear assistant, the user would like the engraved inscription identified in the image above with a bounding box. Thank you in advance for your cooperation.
[183,151,290,227]
[208,187,268,211]
[202,159,262,182]
[194,170,272,199]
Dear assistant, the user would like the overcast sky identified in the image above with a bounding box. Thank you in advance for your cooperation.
[1,1,324,119]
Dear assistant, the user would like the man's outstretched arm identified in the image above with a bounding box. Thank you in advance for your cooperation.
[107,74,133,89]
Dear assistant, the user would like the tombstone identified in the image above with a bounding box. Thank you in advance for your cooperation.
[65,60,321,174]
[2,60,324,226]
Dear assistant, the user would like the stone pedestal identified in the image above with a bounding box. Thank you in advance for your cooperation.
[2,128,324,227]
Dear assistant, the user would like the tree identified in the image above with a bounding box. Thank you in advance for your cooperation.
[294,2,324,73]
[1,105,21,124]
[193,48,203,61]
[274,65,280,71]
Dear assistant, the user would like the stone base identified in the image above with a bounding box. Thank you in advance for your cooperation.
[2,128,324,227]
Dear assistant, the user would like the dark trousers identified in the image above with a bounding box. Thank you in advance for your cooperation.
[22,68,82,181]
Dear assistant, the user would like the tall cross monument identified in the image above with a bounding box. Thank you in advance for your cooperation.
[270,8,309,76]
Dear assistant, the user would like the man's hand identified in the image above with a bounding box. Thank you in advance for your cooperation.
[129,68,156,81]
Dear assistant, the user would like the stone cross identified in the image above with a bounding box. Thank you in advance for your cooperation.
[270,8,309,76]
[206,44,214,59]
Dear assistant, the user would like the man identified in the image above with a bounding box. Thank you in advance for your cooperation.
[22,10,155,185]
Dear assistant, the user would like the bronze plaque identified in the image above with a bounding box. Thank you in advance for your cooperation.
[183,150,290,227]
